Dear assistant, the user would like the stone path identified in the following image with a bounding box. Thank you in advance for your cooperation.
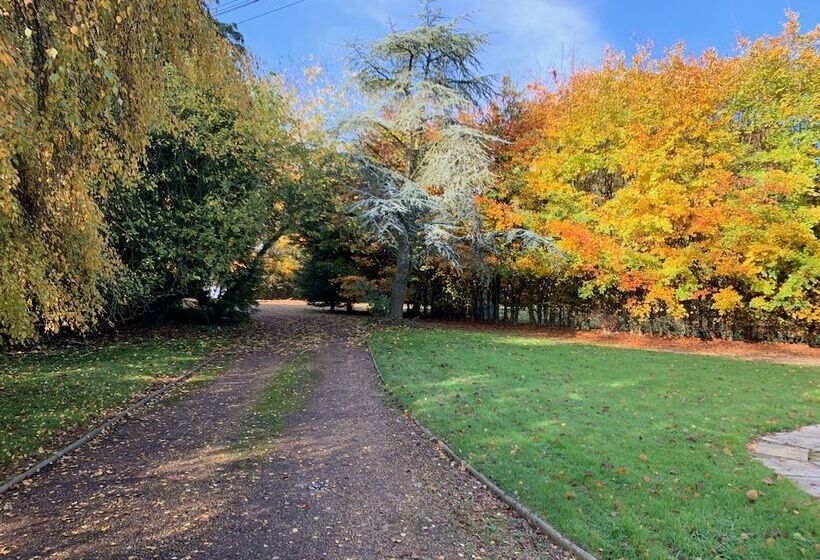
[750,424,820,497]
[0,302,571,559]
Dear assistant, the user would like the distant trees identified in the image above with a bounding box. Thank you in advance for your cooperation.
[296,213,361,311]
[257,238,301,300]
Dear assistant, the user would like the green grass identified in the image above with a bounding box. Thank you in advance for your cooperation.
[371,328,820,560]
[238,357,317,456]
[252,357,316,432]
[0,326,243,477]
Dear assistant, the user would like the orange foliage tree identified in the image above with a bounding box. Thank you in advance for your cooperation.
[480,13,818,341]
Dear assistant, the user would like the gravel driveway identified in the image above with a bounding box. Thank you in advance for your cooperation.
[0,302,571,559]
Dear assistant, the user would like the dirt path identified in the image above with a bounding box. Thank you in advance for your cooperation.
[0,302,569,559]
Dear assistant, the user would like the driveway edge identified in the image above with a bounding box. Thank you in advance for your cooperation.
[0,355,218,495]
[367,344,599,560]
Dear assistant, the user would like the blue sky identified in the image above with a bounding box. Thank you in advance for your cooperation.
[212,1,819,83]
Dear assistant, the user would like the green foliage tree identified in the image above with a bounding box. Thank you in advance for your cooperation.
[296,254,355,311]
[212,65,354,317]
[102,70,289,321]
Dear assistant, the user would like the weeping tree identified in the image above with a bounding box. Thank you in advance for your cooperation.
[0,0,245,343]
[347,2,499,319]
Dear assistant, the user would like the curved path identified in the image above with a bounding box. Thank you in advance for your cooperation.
[0,302,570,559]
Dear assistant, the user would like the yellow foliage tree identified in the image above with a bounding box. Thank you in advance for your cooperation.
[505,13,818,339]
[0,1,244,342]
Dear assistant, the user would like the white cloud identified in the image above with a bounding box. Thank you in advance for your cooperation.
[470,0,605,80]
[328,0,606,82]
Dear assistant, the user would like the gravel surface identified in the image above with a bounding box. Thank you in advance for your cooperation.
[0,302,572,559]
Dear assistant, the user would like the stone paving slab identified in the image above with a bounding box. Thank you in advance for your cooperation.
[759,424,820,449]
[753,441,809,461]
[751,424,820,498]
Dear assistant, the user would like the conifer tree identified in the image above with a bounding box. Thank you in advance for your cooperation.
[347,1,496,319]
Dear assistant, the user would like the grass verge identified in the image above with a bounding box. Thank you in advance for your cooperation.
[237,356,317,457]
[0,325,245,478]
[370,327,819,560]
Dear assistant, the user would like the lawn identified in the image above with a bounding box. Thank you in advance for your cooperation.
[370,328,820,560]
[0,326,243,478]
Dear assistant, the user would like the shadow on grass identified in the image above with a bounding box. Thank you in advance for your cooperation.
[371,327,820,560]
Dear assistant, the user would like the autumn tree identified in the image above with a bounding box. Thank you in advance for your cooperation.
[507,12,818,341]
[0,0,244,343]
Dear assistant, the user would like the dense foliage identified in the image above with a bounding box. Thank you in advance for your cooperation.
[0,1,250,342]
[0,2,337,344]
[334,12,818,343]
[103,71,289,322]
[484,13,819,341]
[2,2,816,345]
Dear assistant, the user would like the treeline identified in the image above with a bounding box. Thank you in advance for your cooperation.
[0,1,337,345]
[2,3,816,345]
[301,11,818,344]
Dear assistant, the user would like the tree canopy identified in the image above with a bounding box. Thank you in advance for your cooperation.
[0,0,248,342]
[485,12,819,340]
[1,2,816,345]
[346,3,498,319]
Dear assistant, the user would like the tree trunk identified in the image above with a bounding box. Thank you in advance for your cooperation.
[388,236,410,320]
[493,275,501,321]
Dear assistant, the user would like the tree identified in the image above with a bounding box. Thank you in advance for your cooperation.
[0,0,245,343]
[102,69,289,322]
[507,12,818,341]
[257,237,302,300]
[346,2,496,319]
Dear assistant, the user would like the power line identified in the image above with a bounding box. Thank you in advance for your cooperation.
[235,0,309,24]
[211,0,254,13]
[213,0,265,16]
